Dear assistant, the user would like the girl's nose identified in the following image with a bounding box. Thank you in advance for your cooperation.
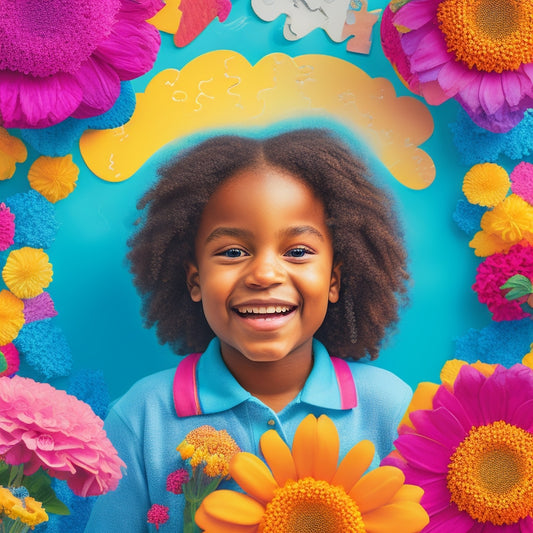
[245,253,285,288]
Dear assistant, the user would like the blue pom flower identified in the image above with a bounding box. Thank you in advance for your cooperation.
[452,198,486,236]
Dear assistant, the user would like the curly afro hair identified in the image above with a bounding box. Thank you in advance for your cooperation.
[127,128,409,360]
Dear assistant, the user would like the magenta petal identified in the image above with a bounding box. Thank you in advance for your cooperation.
[423,505,474,533]
[395,434,450,473]
[94,18,160,80]
[519,516,533,533]
[410,407,465,450]
[479,73,505,116]
[418,477,450,514]
[432,386,473,432]
[0,70,82,128]
[393,0,439,31]
[451,366,486,424]
[501,71,525,108]
[512,399,533,431]
[70,56,120,118]
[118,0,165,20]
[437,60,480,97]
[409,30,450,74]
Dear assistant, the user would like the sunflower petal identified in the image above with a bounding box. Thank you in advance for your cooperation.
[314,414,340,482]
[291,414,317,479]
[389,484,424,504]
[260,429,296,486]
[362,501,429,533]
[196,503,259,533]
[330,439,375,493]
[230,452,277,503]
[199,490,265,526]
[400,382,439,429]
[350,466,405,513]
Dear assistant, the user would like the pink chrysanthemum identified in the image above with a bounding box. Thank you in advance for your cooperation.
[147,504,169,530]
[381,0,533,133]
[0,343,20,377]
[510,162,533,206]
[166,468,189,494]
[0,203,15,251]
[383,363,533,530]
[0,0,163,129]
[473,243,533,321]
[0,375,125,496]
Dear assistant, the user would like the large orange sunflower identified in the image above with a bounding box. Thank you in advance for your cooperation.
[196,414,429,533]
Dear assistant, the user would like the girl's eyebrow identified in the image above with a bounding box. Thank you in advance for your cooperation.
[205,225,325,244]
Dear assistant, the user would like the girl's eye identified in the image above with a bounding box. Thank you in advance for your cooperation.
[285,247,313,258]
[219,248,247,258]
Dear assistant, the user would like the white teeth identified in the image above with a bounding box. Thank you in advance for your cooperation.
[237,305,291,314]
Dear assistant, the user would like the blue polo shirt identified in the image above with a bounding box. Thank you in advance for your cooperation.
[84,338,411,532]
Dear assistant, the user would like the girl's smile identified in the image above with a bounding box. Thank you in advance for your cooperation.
[186,163,341,371]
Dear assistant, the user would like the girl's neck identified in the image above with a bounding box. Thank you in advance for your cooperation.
[220,345,314,413]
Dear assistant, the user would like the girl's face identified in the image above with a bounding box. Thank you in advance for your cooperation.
[186,164,341,365]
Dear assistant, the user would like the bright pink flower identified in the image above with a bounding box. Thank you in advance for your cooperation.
[511,162,533,206]
[166,468,189,494]
[0,343,19,377]
[0,0,163,129]
[0,203,15,251]
[0,375,125,496]
[147,504,169,530]
[472,243,533,321]
[381,0,533,133]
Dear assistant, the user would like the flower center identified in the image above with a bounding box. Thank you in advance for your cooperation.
[0,0,121,77]
[259,478,366,533]
[447,420,533,525]
[437,0,533,72]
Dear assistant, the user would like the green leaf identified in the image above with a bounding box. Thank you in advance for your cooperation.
[22,469,71,516]
[501,274,533,301]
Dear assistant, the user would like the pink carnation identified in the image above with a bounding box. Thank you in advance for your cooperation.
[0,203,15,251]
[147,504,169,530]
[510,162,533,206]
[472,243,533,321]
[0,375,125,496]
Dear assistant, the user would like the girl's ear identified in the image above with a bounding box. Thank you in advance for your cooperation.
[185,262,202,302]
[328,262,341,303]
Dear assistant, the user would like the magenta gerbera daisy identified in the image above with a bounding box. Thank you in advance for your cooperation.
[381,0,533,133]
[383,363,533,530]
[0,0,163,129]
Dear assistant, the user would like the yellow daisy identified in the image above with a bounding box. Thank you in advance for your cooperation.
[196,414,429,533]
[27,154,79,203]
[462,163,510,208]
[0,290,25,345]
[0,128,27,180]
[2,247,53,299]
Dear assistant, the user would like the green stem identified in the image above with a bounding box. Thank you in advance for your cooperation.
[7,465,24,488]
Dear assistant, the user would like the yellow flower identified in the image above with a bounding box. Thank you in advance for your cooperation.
[6,496,48,528]
[0,128,27,180]
[27,154,79,203]
[196,414,429,533]
[469,229,511,257]
[177,425,241,478]
[2,247,53,299]
[0,290,25,345]
[523,345,533,369]
[462,163,510,207]
[481,194,533,243]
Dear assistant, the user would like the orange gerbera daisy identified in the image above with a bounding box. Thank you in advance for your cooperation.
[196,414,429,533]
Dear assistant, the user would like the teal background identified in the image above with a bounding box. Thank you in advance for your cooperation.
[1,0,491,400]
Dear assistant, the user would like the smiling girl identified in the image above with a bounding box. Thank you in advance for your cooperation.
[85,128,412,531]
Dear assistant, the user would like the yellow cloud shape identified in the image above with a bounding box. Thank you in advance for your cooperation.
[80,50,435,189]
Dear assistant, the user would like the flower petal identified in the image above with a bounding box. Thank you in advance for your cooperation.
[395,434,450,473]
[260,428,296,487]
[330,439,375,493]
[198,490,265,526]
[479,73,505,116]
[0,71,82,129]
[349,466,405,514]
[195,503,258,533]
[437,59,480,97]
[389,484,424,504]
[70,56,121,119]
[421,504,474,533]
[313,414,339,482]
[400,382,439,429]
[409,407,465,450]
[362,501,429,533]
[291,414,317,479]
[393,0,438,31]
[94,18,160,80]
[229,452,277,504]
